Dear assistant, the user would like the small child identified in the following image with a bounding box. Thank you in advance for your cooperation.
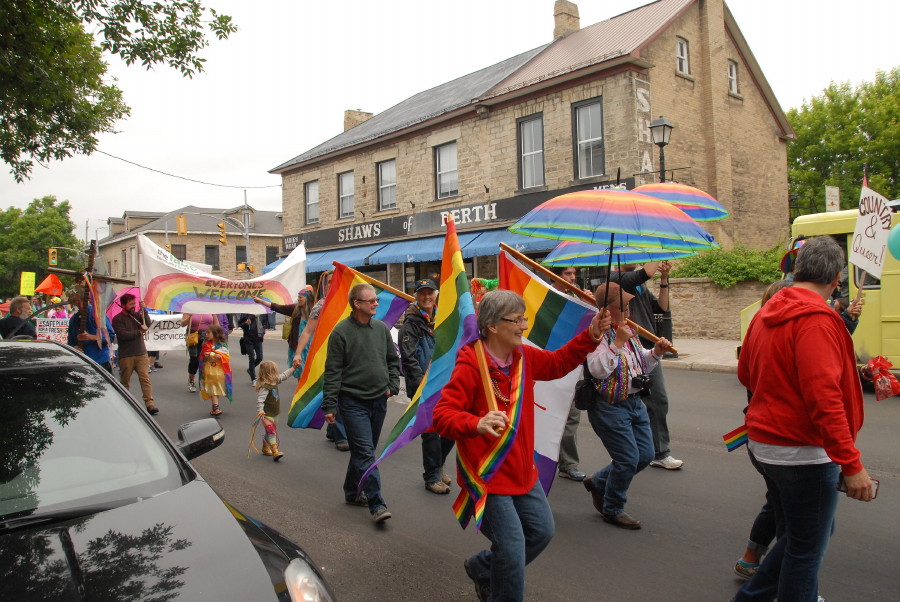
[200,323,232,416]
[253,360,294,461]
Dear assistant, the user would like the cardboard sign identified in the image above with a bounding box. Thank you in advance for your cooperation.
[850,186,893,279]
[19,272,35,296]
[144,313,186,351]
[35,318,70,343]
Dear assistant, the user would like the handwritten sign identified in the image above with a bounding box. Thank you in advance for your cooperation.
[144,313,186,351]
[850,185,892,279]
[20,272,35,296]
[35,318,70,343]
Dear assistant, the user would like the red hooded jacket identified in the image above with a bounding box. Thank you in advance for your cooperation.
[738,286,864,475]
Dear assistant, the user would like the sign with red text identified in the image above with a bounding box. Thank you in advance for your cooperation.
[850,185,892,279]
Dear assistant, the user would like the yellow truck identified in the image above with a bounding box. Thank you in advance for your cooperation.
[740,208,900,370]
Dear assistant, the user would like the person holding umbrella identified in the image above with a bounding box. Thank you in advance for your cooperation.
[112,292,158,415]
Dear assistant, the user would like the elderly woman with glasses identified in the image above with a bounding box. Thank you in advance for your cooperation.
[433,289,611,602]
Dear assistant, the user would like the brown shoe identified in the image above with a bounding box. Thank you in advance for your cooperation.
[601,511,642,530]
[145,402,159,415]
[583,478,604,513]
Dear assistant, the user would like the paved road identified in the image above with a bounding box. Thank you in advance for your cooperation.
[145,335,899,601]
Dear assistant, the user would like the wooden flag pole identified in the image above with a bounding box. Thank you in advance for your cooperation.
[498,242,677,354]
[474,340,504,433]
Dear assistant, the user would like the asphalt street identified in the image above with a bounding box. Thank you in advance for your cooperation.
[144,334,899,601]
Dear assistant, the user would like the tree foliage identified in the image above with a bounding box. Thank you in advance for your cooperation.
[670,245,784,288]
[0,0,236,181]
[0,196,83,297]
[788,68,900,214]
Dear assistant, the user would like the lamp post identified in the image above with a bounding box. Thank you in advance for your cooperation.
[648,116,675,183]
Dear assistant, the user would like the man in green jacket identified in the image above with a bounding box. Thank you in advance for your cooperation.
[323,283,400,524]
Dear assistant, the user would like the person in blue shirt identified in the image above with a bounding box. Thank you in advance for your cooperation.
[67,291,115,373]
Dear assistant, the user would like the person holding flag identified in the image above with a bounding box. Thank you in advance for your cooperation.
[433,289,611,602]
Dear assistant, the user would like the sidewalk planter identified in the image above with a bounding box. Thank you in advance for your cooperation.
[664,277,768,340]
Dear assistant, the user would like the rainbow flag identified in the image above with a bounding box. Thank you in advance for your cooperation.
[286,263,412,429]
[723,424,748,451]
[359,218,479,487]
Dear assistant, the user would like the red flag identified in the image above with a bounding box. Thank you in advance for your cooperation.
[34,274,64,295]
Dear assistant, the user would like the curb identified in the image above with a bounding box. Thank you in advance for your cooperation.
[663,360,737,374]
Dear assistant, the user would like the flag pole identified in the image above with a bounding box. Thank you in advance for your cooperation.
[474,340,504,433]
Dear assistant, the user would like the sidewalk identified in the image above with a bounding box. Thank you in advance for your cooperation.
[661,338,740,374]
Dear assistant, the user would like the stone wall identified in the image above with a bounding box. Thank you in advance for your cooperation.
[664,276,768,340]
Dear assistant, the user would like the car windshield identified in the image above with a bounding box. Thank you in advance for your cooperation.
[0,346,184,521]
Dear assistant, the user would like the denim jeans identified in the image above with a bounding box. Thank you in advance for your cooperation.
[746,450,780,554]
[557,397,582,471]
[421,432,455,483]
[339,394,387,511]
[465,481,554,602]
[646,366,671,460]
[586,394,654,515]
[733,461,839,602]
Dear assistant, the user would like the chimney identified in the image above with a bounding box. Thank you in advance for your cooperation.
[344,109,373,131]
[553,1,580,39]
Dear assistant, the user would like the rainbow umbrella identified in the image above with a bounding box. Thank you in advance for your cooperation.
[541,241,698,267]
[633,182,728,221]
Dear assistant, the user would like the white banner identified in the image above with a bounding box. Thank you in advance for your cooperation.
[850,185,893,279]
[138,234,306,314]
[35,318,69,343]
[144,313,186,351]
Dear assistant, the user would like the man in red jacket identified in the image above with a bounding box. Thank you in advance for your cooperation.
[733,235,874,602]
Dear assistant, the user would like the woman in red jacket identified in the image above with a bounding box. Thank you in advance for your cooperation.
[433,290,609,602]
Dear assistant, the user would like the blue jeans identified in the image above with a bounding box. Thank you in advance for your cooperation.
[586,394,654,515]
[465,481,554,602]
[746,450,781,555]
[646,365,671,460]
[733,461,839,602]
[339,394,387,511]
[422,432,455,483]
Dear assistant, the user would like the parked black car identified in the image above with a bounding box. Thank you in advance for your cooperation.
[0,339,335,601]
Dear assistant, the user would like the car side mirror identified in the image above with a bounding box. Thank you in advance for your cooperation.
[177,418,225,460]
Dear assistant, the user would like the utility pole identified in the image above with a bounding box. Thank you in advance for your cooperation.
[243,190,251,277]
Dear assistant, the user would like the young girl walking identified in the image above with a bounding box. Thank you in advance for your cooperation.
[199,323,232,416]
[251,360,294,461]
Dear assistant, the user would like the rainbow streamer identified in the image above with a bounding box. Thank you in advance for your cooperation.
[286,263,412,429]
[723,424,748,451]
[359,218,480,494]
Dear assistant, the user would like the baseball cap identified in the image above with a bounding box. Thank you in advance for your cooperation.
[593,282,635,309]
[414,278,438,293]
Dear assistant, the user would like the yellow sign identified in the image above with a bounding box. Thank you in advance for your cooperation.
[20,272,36,295]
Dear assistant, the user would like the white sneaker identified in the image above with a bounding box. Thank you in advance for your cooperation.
[251,379,257,387]
[650,455,683,470]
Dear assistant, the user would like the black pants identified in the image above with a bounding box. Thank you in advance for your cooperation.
[246,338,263,380]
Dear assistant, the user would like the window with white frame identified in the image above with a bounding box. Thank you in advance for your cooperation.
[121,249,127,275]
[378,159,397,210]
[435,142,458,199]
[676,37,690,74]
[518,115,544,189]
[305,180,319,225]
[130,247,136,275]
[727,59,739,94]
[338,171,354,218]
[573,98,604,179]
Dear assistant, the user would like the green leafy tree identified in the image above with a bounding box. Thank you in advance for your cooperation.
[788,68,900,214]
[0,0,235,181]
[671,245,784,288]
[0,196,83,297]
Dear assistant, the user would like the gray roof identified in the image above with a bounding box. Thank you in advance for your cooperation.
[98,205,283,246]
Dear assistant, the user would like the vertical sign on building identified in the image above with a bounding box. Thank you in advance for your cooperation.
[825,185,840,212]
[634,78,654,179]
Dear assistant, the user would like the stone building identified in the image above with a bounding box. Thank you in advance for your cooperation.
[271,0,793,293]
[97,205,283,283]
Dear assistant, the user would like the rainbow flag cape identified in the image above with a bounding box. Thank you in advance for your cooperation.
[286,263,412,429]
[358,218,479,492]
[723,424,748,451]
[498,250,598,492]
[198,341,233,404]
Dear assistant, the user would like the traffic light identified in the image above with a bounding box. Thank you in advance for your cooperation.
[166,243,172,253]
[247,265,254,273]
[236,262,246,272]
[217,222,227,245]
[48,248,58,266]
[176,215,188,236]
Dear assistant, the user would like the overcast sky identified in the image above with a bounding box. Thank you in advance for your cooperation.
[3,0,898,240]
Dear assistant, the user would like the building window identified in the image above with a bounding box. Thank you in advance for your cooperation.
[113,260,118,277]
[130,247,136,275]
[236,245,247,266]
[676,37,690,74]
[121,249,127,275]
[107,262,112,275]
[205,245,220,271]
[171,244,186,261]
[305,180,319,225]
[435,142,458,199]
[573,98,605,179]
[518,115,545,189]
[338,171,354,218]
[377,159,397,210]
[727,59,739,94]
[266,246,279,266]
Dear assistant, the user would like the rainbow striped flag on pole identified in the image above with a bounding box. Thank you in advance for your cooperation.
[722,424,749,451]
[286,263,412,429]
[359,218,479,486]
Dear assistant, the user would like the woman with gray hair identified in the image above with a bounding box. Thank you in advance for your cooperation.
[433,289,610,602]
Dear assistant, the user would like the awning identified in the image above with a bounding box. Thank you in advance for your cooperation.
[262,257,284,274]
[306,242,388,272]
[462,228,556,258]
[367,232,481,265]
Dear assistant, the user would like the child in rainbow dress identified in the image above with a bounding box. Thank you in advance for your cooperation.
[199,323,232,416]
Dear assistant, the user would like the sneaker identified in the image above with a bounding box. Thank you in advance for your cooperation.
[335,440,350,452]
[558,468,586,481]
[148,365,157,373]
[251,379,257,387]
[425,480,450,494]
[650,455,684,470]
[464,559,491,602]
[734,559,759,581]
[188,380,196,393]
[153,362,163,369]
[440,470,452,485]
[345,493,368,507]
[372,506,392,523]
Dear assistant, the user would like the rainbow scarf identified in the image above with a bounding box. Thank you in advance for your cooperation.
[286,263,412,429]
[452,350,526,531]
[594,328,648,404]
[198,340,233,403]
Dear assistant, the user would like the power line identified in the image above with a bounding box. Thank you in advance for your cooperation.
[95,150,282,189]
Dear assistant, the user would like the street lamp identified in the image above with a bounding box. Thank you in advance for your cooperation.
[648,116,675,183]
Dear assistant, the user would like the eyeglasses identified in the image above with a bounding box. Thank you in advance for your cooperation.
[500,316,528,326]
[356,298,379,304]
